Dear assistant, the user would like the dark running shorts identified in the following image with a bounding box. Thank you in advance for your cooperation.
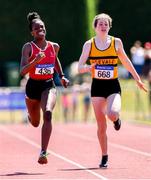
[26,78,55,100]
[91,78,121,98]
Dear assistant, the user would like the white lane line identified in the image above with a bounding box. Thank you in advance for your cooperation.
[109,143,151,157]
[0,126,108,180]
[59,130,151,157]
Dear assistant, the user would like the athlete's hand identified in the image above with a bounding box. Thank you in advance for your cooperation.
[61,76,70,88]
[89,63,96,72]
[136,80,148,92]
[35,52,45,62]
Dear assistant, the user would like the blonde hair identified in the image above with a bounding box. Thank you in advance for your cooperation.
[92,13,112,29]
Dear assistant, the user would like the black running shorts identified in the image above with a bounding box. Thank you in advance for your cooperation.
[26,78,55,100]
[91,78,121,98]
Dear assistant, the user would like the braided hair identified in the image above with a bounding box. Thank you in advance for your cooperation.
[27,12,41,31]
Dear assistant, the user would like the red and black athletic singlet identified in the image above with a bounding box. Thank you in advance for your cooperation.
[28,41,56,80]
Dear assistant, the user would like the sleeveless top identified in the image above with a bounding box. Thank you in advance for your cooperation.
[28,41,56,80]
[88,36,119,80]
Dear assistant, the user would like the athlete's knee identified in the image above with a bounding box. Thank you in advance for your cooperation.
[29,116,40,127]
[44,111,52,122]
[28,114,40,127]
[107,111,119,121]
[30,119,40,127]
[32,121,39,127]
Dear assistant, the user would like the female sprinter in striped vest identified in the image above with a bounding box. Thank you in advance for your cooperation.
[78,13,147,168]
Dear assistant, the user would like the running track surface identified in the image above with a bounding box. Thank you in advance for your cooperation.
[0,121,151,179]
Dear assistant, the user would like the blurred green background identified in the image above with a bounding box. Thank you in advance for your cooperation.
[0,0,150,86]
[0,0,150,124]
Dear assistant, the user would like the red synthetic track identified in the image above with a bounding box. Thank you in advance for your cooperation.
[0,121,151,179]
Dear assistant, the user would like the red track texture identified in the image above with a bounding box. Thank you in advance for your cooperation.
[0,121,151,179]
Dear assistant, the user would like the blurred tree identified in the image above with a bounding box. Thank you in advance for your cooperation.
[86,0,99,38]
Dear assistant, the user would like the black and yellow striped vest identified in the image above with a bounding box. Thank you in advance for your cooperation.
[88,36,119,79]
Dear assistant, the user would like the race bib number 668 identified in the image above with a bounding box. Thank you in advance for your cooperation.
[94,65,114,79]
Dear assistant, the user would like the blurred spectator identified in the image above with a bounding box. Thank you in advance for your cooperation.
[130,40,145,77]
[71,84,80,121]
[61,90,70,122]
[81,82,91,122]
[142,42,151,78]
[20,74,29,123]
[148,70,151,115]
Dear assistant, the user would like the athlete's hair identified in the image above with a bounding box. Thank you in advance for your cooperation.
[27,12,42,31]
[92,13,112,29]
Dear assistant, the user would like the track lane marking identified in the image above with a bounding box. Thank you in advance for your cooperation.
[0,126,108,180]
[58,130,151,157]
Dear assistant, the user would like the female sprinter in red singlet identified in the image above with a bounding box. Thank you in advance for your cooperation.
[78,13,147,168]
[20,12,69,165]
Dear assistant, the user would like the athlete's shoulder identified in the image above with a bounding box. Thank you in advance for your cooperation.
[48,41,60,54]
[85,39,92,44]
[114,37,123,51]
[22,42,31,47]
[114,37,122,43]
[83,38,93,49]
[22,42,32,51]
[48,41,59,48]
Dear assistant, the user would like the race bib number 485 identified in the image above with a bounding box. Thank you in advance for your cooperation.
[94,65,114,79]
[35,64,54,75]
